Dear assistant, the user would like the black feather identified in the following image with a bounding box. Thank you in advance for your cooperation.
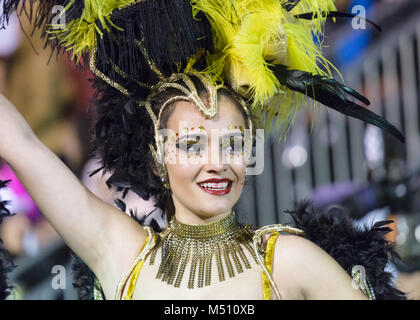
[270,65,405,143]
[114,198,126,212]
[373,220,395,229]
[295,11,381,31]
[1,0,85,57]
[70,253,96,300]
[88,166,104,178]
[0,179,16,300]
[282,0,301,12]
[95,0,213,89]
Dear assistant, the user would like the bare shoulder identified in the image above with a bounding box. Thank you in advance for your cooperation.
[273,233,320,260]
[270,234,326,282]
[271,234,368,300]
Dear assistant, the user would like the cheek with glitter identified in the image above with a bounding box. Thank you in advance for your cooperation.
[228,124,245,132]
[164,142,177,163]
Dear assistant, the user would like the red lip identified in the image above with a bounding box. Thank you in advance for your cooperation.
[197,178,233,196]
[197,178,232,184]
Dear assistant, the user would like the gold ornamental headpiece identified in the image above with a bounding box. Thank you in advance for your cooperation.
[89,44,255,190]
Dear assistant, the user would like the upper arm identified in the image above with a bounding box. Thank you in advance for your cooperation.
[6,134,148,292]
[0,93,149,296]
[271,234,368,300]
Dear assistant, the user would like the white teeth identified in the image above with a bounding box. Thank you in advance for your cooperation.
[199,182,229,190]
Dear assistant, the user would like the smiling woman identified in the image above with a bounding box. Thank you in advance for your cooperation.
[0,0,407,300]
[165,96,248,223]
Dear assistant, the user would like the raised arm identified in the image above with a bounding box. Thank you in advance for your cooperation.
[0,93,147,298]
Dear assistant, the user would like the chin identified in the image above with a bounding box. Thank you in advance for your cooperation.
[194,201,235,218]
[193,188,239,214]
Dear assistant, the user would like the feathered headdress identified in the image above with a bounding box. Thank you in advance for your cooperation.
[0,0,405,141]
[1,0,405,195]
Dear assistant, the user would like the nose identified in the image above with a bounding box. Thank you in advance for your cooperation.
[204,161,227,174]
[203,146,228,174]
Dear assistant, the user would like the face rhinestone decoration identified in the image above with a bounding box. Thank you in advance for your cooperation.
[90,46,254,189]
[88,43,254,190]
[147,212,258,289]
[146,73,254,185]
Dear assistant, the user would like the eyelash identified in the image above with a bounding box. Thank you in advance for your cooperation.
[176,140,204,153]
[176,138,244,154]
[221,138,244,154]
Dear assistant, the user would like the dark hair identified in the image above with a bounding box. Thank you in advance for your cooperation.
[91,76,256,221]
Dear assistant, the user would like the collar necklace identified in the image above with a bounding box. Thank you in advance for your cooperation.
[148,212,258,289]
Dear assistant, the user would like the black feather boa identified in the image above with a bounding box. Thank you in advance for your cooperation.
[0,180,16,300]
[70,254,96,300]
[287,201,407,300]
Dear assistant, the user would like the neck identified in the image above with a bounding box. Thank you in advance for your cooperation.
[172,199,233,225]
[169,211,237,239]
[174,210,232,225]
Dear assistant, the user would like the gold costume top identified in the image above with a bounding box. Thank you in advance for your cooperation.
[91,215,374,300]
[113,226,283,300]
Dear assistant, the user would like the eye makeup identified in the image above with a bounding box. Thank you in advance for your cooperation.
[175,133,207,155]
[177,124,244,136]
[175,130,245,158]
[221,134,244,154]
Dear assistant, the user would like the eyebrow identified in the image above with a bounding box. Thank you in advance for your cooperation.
[177,131,244,141]
[177,133,207,141]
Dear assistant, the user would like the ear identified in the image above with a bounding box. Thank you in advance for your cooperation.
[149,144,166,177]
[150,160,170,184]
[150,160,160,177]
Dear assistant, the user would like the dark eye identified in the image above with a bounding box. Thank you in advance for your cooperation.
[221,137,244,154]
[176,140,205,154]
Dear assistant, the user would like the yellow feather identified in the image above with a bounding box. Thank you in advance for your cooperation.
[227,11,283,104]
[49,0,340,136]
[48,0,137,59]
[192,0,337,133]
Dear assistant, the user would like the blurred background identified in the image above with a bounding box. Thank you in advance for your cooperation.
[0,0,419,299]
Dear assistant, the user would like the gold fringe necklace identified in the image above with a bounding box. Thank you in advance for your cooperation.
[148,212,258,289]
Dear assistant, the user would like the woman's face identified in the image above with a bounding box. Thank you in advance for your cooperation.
[164,94,247,222]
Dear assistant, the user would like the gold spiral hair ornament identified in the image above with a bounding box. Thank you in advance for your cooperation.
[90,44,255,191]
